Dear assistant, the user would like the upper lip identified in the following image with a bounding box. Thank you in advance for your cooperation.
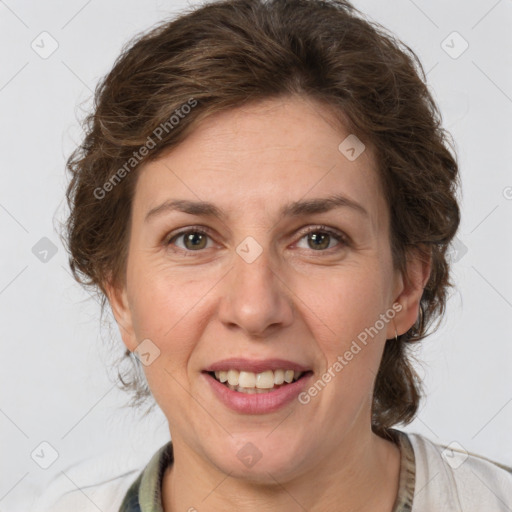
[203,358,312,374]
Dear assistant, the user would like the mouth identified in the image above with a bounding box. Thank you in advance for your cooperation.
[202,360,315,414]
[205,369,312,394]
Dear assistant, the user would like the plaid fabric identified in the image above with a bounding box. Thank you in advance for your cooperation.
[390,429,415,512]
[118,429,415,511]
[118,442,173,512]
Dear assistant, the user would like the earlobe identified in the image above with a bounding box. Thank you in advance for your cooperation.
[104,279,138,352]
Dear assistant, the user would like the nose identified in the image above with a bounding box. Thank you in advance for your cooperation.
[218,242,294,338]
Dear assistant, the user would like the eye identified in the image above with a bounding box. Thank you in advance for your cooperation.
[166,227,214,253]
[165,225,349,255]
[294,225,348,252]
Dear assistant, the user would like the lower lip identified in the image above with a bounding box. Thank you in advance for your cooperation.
[203,372,313,414]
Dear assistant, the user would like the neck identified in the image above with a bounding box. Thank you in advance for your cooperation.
[162,426,401,512]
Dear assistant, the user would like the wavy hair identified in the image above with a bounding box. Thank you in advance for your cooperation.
[62,0,461,437]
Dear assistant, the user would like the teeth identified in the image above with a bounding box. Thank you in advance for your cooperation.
[284,370,294,383]
[274,369,285,385]
[256,370,274,389]
[213,369,304,390]
[227,369,239,386]
[238,371,256,388]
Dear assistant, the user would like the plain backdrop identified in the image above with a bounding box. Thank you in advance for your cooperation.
[1,0,511,510]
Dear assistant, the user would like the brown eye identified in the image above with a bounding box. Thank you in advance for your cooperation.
[295,226,348,252]
[307,232,331,250]
[167,229,212,252]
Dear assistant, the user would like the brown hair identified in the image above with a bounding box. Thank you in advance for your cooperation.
[62,0,460,437]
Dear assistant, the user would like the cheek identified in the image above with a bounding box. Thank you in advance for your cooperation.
[302,265,389,335]
[125,266,208,403]
[296,270,390,422]
[129,271,202,414]
[127,256,208,338]
[296,265,390,385]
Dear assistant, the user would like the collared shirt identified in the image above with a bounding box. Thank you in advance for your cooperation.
[40,429,512,511]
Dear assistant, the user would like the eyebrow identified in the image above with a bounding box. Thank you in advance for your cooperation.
[144,193,368,223]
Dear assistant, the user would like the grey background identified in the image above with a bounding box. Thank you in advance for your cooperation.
[1,0,511,510]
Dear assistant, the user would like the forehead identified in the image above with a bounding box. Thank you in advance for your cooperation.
[133,96,387,231]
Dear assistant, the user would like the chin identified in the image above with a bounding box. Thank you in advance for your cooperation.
[203,435,308,483]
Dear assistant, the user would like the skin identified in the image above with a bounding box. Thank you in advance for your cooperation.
[106,95,431,511]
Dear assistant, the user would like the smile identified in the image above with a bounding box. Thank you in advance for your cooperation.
[209,369,306,393]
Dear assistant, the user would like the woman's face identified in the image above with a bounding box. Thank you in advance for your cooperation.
[108,95,425,482]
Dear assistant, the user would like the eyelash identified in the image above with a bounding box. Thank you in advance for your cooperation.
[165,225,349,256]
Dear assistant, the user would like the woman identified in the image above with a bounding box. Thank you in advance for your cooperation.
[50,0,512,510]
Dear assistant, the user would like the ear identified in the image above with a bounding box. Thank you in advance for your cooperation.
[104,278,138,352]
[388,246,432,338]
